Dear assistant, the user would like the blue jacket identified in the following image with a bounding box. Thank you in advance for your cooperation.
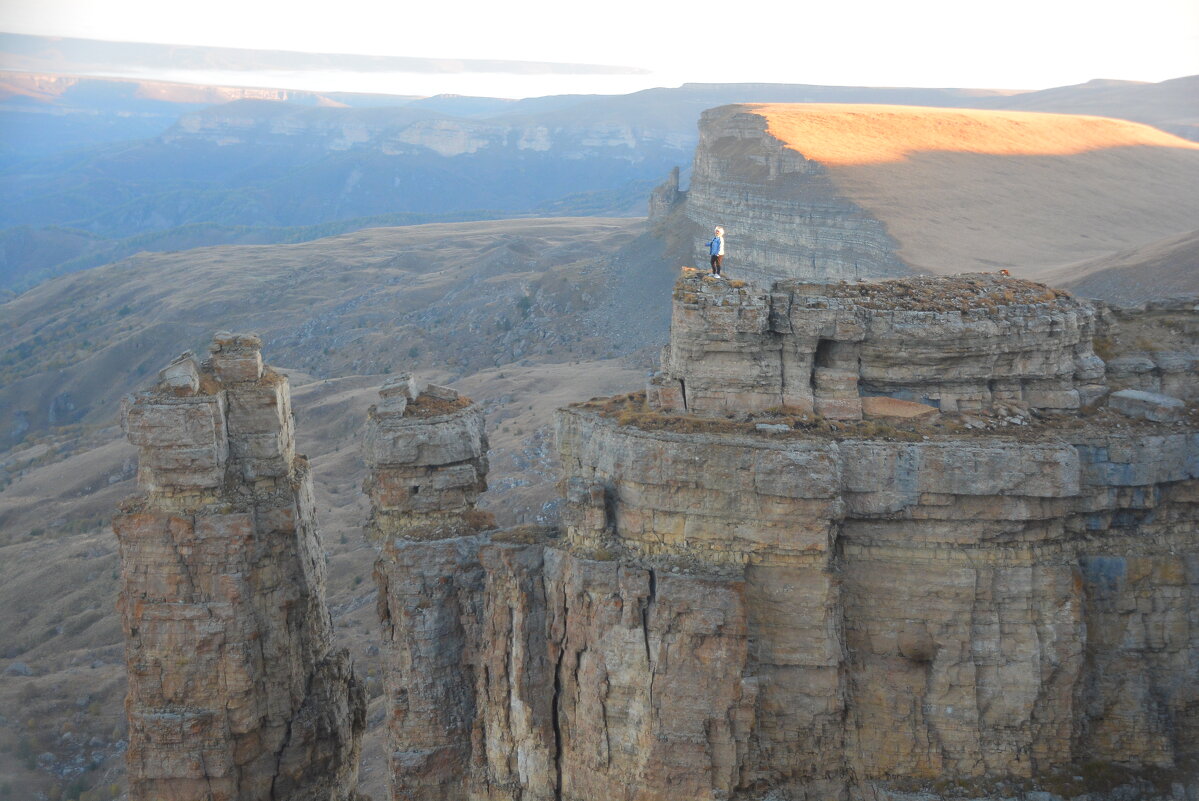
[708,235,724,256]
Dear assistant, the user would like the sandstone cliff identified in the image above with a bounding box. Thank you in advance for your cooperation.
[107,286,1197,799]
[650,272,1105,419]
[361,273,1196,800]
[679,104,1199,285]
[114,334,366,801]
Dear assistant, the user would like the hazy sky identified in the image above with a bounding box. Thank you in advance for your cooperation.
[3,0,1198,95]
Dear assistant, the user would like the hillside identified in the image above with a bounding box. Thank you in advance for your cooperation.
[0,216,675,442]
[978,75,1199,141]
[1057,229,1199,303]
[683,103,1199,284]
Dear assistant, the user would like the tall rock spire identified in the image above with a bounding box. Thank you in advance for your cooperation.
[114,333,366,801]
[362,377,495,800]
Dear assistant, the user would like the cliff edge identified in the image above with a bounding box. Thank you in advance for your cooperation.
[678,104,1199,285]
[352,273,1196,800]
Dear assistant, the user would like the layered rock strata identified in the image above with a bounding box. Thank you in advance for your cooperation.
[1096,296,1199,403]
[363,380,493,800]
[114,334,366,801]
[650,271,1105,419]
[367,381,763,801]
[555,405,1199,793]
[684,106,910,285]
[363,375,491,542]
[373,275,1196,801]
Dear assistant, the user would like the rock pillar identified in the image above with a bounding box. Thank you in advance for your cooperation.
[363,379,494,800]
[114,333,366,801]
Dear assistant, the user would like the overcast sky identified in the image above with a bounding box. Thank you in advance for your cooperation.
[3,0,1198,95]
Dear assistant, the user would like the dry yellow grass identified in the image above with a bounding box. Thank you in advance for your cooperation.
[745,104,1199,279]
[751,103,1199,166]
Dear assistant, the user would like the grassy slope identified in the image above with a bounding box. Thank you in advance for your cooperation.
[1057,229,1199,304]
[750,103,1199,278]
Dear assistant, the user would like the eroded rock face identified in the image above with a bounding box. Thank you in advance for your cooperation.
[114,334,366,801]
[362,380,491,543]
[375,535,758,801]
[366,383,762,801]
[369,278,1197,800]
[554,406,1199,794]
[652,272,1104,419]
[684,106,912,286]
[1095,296,1199,403]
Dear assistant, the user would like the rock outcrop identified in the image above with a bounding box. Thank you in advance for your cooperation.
[105,101,1199,801]
[649,271,1105,419]
[683,105,910,285]
[363,379,495,800]
[556,402,1198,792]
[114,334,366,801]
[370,273,1197,801]
[1096,296,1199,403]
[114,301,1196,800]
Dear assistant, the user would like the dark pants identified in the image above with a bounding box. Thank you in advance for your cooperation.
[710,254,723,274]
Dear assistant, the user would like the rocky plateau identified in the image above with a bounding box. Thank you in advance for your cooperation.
[112,265,1198,800]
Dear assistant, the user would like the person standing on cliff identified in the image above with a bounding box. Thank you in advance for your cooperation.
[707,226,726,277]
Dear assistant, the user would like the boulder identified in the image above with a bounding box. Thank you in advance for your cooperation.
[1109,389,1186,422]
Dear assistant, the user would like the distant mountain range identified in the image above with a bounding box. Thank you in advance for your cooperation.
[1,33,1196,293]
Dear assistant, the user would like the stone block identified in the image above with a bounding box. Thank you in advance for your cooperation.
[158,354,200,393]
[125,398,227,450]
[379,374,418,412]
[230,431,291,461]
[1105,355,1157,375]
[212,351,263,384]
[364,410,487,467]
[1078,383,1109,407]
[646,373,685,412]
[140,444,225,474]
[780,392,816,413]
[381,373,419,400]
[813,368,858,394]
[424,383,459,401]
[225,383,290,436]
[816,396,863,420]
[1109,389,1185,423]
[1024,388,1080,410]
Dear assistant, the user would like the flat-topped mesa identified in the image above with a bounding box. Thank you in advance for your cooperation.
[649,270,1105,419]
[114,334,366,801]
[682,104,1199,285]
[362,375,493,542]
